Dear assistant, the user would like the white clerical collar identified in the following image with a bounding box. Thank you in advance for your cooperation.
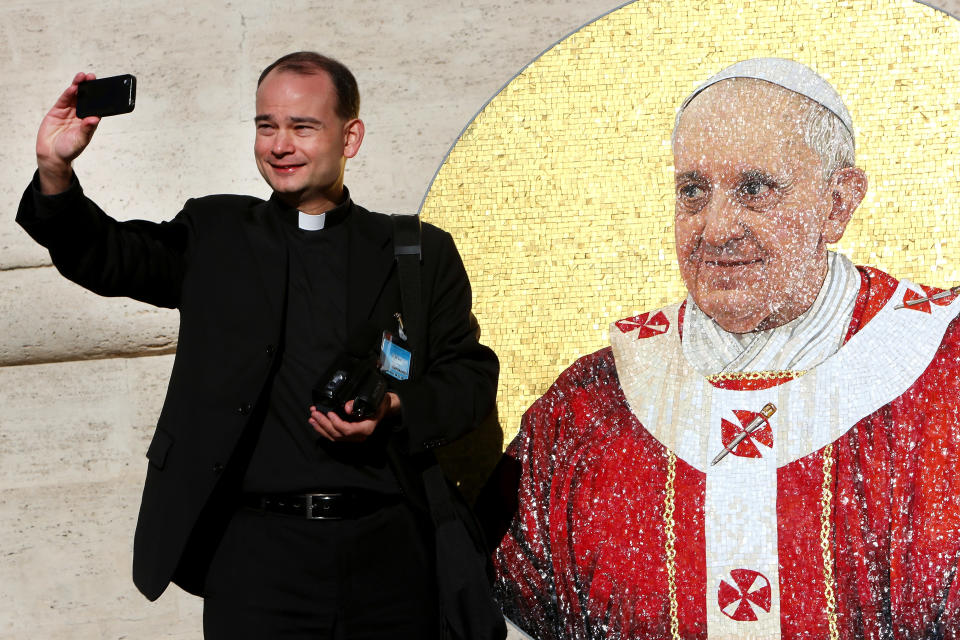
[682,251,862,375]
[298,210,326,231]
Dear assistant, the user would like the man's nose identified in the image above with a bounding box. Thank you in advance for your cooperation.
[271,130,295,156]
[701,194,746,247]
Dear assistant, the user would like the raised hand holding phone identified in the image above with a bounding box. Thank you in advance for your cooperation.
[36,72,103,195]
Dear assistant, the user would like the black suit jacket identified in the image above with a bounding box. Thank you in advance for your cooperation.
[16,175,500,610]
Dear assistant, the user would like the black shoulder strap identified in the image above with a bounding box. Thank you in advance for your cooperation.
[392,213,422,260]
[391,214,425,378]
[390,214,454,521]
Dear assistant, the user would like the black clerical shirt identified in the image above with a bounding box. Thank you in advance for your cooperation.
[241,193,400,495]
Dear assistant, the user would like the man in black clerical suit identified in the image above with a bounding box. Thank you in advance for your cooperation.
[17,52,504,639]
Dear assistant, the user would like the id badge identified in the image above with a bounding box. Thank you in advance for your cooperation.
[380,331,412,381]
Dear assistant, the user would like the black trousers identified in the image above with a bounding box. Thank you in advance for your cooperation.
[202,501,441,639]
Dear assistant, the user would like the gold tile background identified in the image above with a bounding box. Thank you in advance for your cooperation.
[421,0,960,445]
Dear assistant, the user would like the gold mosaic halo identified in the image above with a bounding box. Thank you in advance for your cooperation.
[420,0,960,443]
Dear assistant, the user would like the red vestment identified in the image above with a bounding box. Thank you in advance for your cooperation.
[493,267,960,639]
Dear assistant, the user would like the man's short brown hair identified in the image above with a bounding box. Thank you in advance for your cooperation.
[257,51,360,121]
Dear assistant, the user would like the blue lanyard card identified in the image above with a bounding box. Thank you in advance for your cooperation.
[380,331,412,381]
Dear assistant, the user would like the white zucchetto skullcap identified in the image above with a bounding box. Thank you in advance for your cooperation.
[677,57,854,139]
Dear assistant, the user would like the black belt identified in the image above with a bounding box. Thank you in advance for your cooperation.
[242,491,400,520]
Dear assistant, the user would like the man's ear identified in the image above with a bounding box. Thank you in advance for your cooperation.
[343,118,365,159]
[822,166,868,243]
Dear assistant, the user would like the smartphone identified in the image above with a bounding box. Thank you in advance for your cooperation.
[76,74,136,118]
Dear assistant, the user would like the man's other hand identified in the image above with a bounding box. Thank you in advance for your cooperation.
[36,72,101,195]
[308,392,401,443]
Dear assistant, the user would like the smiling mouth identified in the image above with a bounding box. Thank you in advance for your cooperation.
[704,258,763,267]
[270,164,303,173]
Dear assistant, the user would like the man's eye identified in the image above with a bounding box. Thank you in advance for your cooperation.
[679,184,706,199]
[740,181,770,197]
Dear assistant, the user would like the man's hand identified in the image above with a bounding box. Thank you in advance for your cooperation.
[308,392,401,443]
[36,72,101,195]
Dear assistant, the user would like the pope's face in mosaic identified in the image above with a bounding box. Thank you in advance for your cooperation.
[673,79,866,333]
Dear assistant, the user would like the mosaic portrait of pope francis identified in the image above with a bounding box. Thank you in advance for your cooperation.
[489,56,960,640]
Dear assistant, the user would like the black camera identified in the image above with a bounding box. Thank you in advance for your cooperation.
[312,352,387,421]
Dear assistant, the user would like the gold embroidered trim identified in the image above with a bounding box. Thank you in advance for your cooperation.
[664,450,680,640]
[820,443,839,640]
[706,369,808,383]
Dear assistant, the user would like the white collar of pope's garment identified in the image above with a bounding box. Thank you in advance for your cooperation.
[610,277,960,473]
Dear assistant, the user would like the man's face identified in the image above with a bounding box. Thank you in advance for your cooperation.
[673,80,840,333]
[254,70,361,214]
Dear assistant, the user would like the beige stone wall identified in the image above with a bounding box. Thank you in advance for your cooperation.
[1,1,957,639]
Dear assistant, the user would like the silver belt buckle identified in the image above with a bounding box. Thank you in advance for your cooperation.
[304,493,342,520]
